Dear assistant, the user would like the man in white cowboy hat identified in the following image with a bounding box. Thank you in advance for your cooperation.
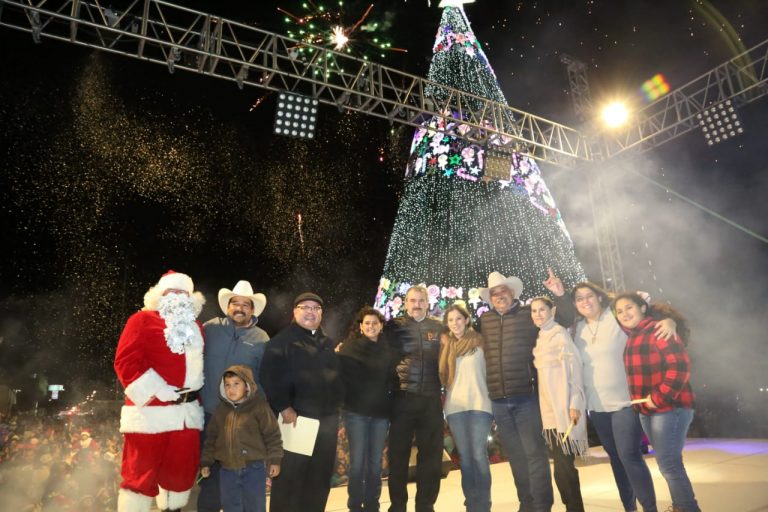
[478,268,575,512]
[197,279,269,512]
[114,270,206,512]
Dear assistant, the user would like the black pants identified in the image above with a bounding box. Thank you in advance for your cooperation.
[269,413,339,512]
[551,441,585,512]
[387,393,444,512]
[197,412,221,512]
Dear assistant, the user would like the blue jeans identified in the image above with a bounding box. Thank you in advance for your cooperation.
[446,411,493,512]
[590,407,656,512]
[492,394,553,512]
[640,408,700,512]
[345,411,390,512]
[219,461,267,512]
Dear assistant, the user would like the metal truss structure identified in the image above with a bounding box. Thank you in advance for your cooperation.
[586,171,626,293]
[2,0,765,167]
[559,54,626,292]
[0,0,592,167]
[562,40,768,290]
[560,53,594,123]
[597,37,768,159]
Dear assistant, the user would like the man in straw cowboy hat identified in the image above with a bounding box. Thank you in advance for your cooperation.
[114,270,206,512]
[478,269,575,512]
[198,280,269,512]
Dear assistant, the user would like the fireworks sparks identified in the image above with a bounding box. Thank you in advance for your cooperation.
[331,25,350,50]
[250,92,272,111]
[1,43,409,379]
[296,212,306,254]
[277,1,405,60]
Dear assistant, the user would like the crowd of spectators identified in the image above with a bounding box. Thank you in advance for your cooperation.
[0,403,523,512]
[3,393,759,512]
[0,410,122,512]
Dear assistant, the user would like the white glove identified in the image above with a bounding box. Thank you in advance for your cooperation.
[155,386,181,403]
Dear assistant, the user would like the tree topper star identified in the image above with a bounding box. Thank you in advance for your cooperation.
[438,0,475,7]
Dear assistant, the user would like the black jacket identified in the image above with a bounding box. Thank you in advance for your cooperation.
[384,315,443,396]
[339,335,395,418]
[480,295,575,400]
[259,322,344,418]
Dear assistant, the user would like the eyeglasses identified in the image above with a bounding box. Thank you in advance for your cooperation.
[574,294,597,303]
[296,305,322,312]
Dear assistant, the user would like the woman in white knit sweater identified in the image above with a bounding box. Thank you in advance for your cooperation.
[439,304,493,512]
[531,296,587,512]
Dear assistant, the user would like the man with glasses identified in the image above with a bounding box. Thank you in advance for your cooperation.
[260,292,344,512]
[198,280,269,512]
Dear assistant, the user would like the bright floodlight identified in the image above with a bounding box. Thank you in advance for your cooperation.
[601,102,629,128]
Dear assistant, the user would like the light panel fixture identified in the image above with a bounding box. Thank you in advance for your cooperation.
[484,144,516,180]
[698,100,743,146]
[274,92,319,140]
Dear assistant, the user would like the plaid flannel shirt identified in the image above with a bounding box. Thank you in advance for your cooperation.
[623,317,694,415]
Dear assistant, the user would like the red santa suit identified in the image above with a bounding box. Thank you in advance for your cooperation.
[114,271,205,512]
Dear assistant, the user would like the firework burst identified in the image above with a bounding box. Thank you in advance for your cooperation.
[277,1,406,60]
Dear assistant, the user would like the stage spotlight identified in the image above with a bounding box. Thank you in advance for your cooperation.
[273,92,319,140]
[698,100,743,146]
[601,102,630,128]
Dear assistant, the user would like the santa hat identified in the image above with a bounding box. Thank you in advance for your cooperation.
[143,270,205,315]
[80,429,92,438]
[156,270,194,294]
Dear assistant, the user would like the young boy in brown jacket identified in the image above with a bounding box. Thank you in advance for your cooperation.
[200,365,282,512]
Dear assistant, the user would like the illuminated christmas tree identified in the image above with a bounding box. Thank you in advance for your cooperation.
[374,4,586,319]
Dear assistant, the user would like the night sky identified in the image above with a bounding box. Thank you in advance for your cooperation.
[0,0,766,421]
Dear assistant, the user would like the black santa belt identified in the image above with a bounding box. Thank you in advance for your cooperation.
[174,390,200,404]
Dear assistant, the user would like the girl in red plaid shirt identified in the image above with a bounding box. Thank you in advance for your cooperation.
[614,293,699,512]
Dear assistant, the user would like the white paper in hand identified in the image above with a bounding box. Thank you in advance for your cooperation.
[279,415,320,456]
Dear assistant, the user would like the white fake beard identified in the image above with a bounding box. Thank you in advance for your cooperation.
[157,293,202,354]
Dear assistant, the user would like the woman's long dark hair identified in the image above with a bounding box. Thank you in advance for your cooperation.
[613,292,691,345]
[570,281,613,319]
[342,305,385,345]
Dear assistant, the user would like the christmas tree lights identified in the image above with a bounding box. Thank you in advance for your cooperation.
[375,5,586,320]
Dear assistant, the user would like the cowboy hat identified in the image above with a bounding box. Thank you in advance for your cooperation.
[218,281,267,318]
[479,271,524,304]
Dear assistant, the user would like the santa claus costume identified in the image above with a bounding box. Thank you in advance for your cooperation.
[114,271,205,512]
[76,429,101,462]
